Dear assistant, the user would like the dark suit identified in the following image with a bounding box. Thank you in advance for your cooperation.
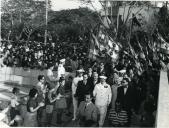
[77,101,98,126]
[116,85,136,111]
[116,85,137,126]
[88,77,99,92]
[97,68,106,76]
[75,80,92,106]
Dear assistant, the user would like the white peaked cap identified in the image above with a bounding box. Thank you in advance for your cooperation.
[99,75,107,79]
[60,59,66,63]
[77,69,85,72]
[115,44,119,51]
[119,69,126,74]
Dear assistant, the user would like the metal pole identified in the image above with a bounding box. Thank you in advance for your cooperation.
[44,0,48,45]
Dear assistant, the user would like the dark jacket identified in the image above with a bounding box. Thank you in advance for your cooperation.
[116,85,137,112]
[75,80,92,106]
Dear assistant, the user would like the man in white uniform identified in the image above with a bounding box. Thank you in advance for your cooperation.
[71,69,84,120]
[57,59,66,79]
[93,75,112,127]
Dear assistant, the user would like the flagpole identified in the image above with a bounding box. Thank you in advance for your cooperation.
[44,0,48,45]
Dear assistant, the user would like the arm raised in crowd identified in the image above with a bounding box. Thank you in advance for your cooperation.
[47,73,59,82]
[48,83,60,103]
[29,102,44,113]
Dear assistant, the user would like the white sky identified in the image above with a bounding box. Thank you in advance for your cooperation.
[50,0,102,11]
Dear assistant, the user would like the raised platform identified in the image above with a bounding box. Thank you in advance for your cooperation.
[156,71,169,128]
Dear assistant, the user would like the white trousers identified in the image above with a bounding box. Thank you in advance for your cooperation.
[72,96,78,119]
[96,105,107,127]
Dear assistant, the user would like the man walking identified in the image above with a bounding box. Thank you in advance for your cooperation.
[72,69,84,120]
[93,74,112,127]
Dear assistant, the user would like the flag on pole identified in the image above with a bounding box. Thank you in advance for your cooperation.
[88,34,99,60]
[23,25,33,37]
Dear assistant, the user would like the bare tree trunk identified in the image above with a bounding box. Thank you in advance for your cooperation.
[18,29,23,40]
[124,5,132,24]
[10,13,13,28]
[7,30,11,43]
[122,4,126,22]
[19,11,22,23]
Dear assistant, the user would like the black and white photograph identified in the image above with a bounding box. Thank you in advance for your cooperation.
[0,0,169,127]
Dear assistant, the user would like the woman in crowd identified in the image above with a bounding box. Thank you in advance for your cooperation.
[54,76,67,125]
[45,82,60,126]
[35,75,46,98]
[23,88,45,127]
[35,75,47,126]
[0,106,11,127]
[10,87,22,126]
[108,101,128,127]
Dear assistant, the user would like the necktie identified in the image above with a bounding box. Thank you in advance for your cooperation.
[124,87,127,94]
[84,104,87,112]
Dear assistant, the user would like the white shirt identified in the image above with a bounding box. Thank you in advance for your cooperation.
[47,69,56,81]
[57,64,65,78]
[94,80,98,85]
[47,69,53,76]
[86,101,92,107]
[36,82,46,96]
[11,95,19,108]
[72,76,83,95]
[36,82,44,91]
[93,82,112,106]
[124,86,128,95]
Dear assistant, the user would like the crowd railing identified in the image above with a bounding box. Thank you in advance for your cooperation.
[0,66,75,87]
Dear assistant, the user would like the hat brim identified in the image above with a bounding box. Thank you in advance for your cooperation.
[99,76,107,79]
[77,69,85,72]
[60,59,65,62]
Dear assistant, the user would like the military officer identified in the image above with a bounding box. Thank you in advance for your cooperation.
[57,59,66,79]
[93,74,112,127]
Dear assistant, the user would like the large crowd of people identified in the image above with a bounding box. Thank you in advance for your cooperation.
[0,43,161,127]
[0,39,89,71]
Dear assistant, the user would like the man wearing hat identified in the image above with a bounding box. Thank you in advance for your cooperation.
[57,59,66,79]
[71,69,84,120]
[93,74,112,127]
